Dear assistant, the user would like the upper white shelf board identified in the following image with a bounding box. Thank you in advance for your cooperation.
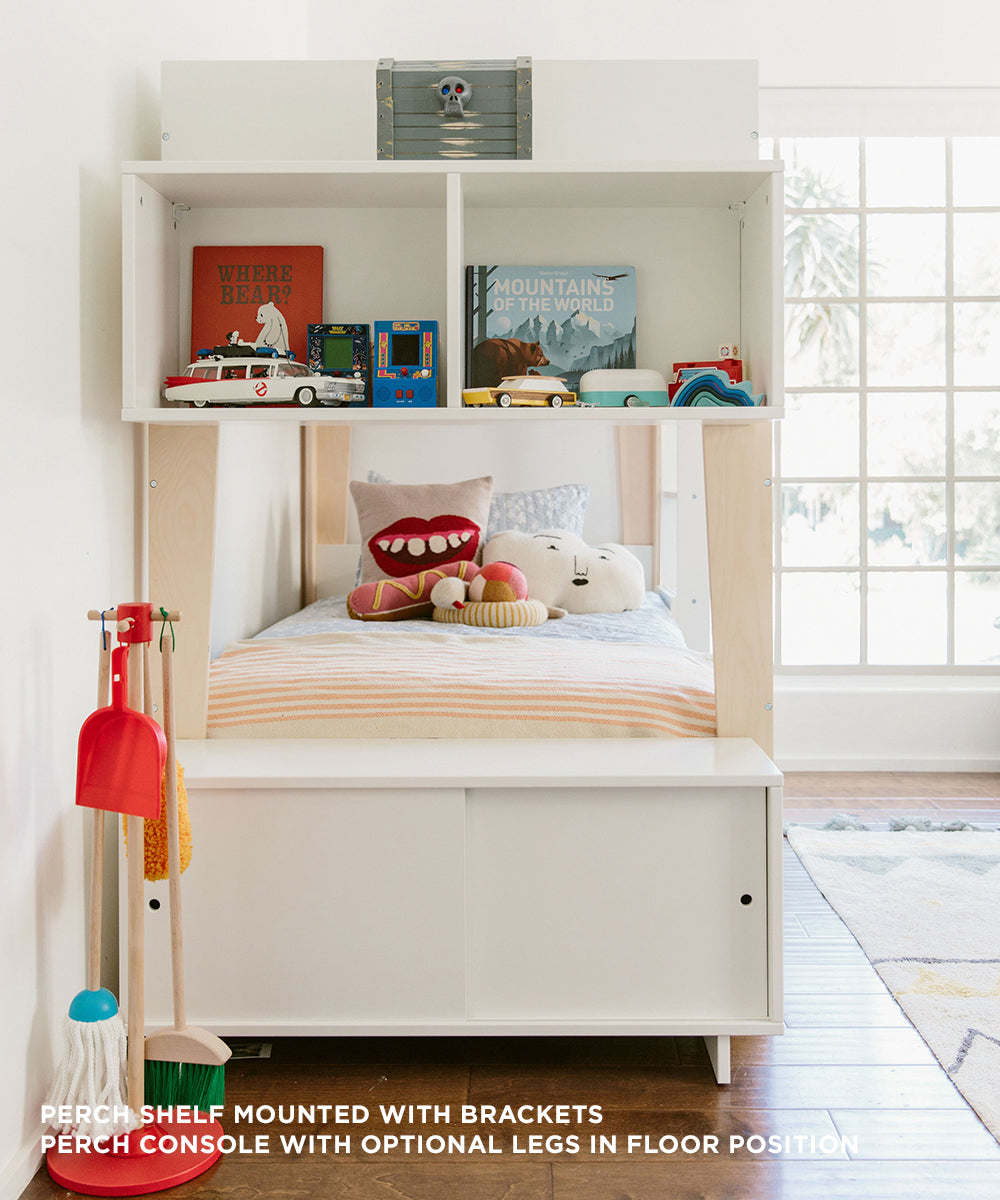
[123,159,782,211]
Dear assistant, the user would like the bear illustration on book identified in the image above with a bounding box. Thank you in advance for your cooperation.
[471,337,550,387]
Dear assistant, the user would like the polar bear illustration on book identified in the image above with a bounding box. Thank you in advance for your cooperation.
[254,302,290,354]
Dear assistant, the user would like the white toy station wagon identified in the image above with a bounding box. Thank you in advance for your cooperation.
[163,349,365,408]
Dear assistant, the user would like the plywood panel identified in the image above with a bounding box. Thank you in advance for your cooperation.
[617,424,657,546]
[704,422,774,754]
[147,424,219,738]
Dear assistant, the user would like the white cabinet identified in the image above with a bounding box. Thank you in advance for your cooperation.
[132,738,783,1082]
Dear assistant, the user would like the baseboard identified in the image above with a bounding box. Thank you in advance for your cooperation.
[0,1135,42,1200]
[776,756,1000,773]
[774,677,1000,771]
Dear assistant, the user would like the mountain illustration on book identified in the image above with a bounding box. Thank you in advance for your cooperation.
[466,266,636,388]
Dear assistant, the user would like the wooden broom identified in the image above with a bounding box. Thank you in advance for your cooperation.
[143,615,231,1108]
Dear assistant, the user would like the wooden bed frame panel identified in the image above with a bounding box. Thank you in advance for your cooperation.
[147,423,218,738]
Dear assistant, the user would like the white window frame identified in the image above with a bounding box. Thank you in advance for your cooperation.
[761,89,1000,676]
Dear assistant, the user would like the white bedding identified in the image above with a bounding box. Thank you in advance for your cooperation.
[256,589,688,647]
[206,590,715,740]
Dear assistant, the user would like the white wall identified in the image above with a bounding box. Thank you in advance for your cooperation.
[0,5,309,1198]
[4,4,999,1197]
[306,0,1000,88]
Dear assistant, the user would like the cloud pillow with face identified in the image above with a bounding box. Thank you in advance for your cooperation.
[483,529,645,613]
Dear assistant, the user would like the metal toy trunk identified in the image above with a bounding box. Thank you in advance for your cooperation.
[376,58,532,160]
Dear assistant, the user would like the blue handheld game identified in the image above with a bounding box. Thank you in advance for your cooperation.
[372,320,438,407]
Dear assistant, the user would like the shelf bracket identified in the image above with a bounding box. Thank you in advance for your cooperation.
[172,202,190,225]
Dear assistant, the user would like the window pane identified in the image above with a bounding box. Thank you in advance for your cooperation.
[868,482,947,565]
[867,214,945,296]
[867,572,947,665]
[782,393,859,476]
[955,302,1000,386]
[955,394,1000,475]
[866,303,946,387]
[867,393,946,476]
[781,573,860,664]
[786,214,859,298]
[953,138,1000,207]
[955,483,1000,565]
[865,138,945,207]
[786,302,859,387]
[784,138,859,208]
[954,214,1000,296]
[782,483,859,566]
[955,572,1000,664]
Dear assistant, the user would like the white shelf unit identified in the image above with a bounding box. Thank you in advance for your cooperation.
[121,158,783,420]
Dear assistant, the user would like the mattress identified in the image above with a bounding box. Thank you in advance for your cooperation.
[207,592,716,740]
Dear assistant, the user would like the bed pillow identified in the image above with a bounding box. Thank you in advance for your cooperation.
[350,475,494,583]
[365,472,589,542]
[483,529,645,613]
[485,483,590,542]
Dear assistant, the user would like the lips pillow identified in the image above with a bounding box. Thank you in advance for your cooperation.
[483,529,645,613]
[350,475,494,584]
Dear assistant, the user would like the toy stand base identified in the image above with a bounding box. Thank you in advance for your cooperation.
[46,1116,224,1196]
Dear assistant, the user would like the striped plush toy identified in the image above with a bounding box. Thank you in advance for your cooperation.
[430,561,564,627]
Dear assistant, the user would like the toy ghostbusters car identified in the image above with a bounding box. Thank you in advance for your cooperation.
[462,376,577,409]
[163,349,366,408]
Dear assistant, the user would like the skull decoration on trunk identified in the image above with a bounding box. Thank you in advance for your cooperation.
[437,76,472,117]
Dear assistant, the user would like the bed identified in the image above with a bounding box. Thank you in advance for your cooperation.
[133,417,783,1084]
[206,591,717,740]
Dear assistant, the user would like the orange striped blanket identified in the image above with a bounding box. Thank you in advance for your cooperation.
[207,631,716,739]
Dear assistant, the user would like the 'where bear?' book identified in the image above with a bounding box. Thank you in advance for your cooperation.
[465,265,637,389]
[190,245,324,366]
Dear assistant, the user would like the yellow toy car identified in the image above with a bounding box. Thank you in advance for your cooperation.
[462,376,577,409]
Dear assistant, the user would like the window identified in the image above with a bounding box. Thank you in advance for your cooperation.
[769,136,1000,669]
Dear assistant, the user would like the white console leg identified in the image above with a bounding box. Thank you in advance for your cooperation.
[704,1034,731,1084]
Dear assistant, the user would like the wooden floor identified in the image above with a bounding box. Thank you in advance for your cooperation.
[23,773,1000,1200]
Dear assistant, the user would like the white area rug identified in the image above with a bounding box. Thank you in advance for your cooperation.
[786,824,1000,1141]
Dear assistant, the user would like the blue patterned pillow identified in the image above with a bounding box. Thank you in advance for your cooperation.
[485,483,589,542]
[366,472,589,543]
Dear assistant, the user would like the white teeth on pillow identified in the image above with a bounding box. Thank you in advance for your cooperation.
[407,537,427,556]
[429,535,448,553]
[460,531,472,543]
[378,539,391,551]
[447,533,463,548]
[391,538,406,553]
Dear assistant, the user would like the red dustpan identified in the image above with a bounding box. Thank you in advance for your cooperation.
[76,643,165,818]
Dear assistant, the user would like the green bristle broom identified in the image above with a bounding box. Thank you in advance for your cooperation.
[143,613,231,1109]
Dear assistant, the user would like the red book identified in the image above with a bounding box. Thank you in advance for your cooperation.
[190,245,324,365]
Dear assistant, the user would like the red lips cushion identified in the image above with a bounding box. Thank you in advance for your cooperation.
[368,514,482,576]
[350,475,494,583]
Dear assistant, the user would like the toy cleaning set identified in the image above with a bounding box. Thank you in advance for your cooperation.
[45,604,231,1196]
